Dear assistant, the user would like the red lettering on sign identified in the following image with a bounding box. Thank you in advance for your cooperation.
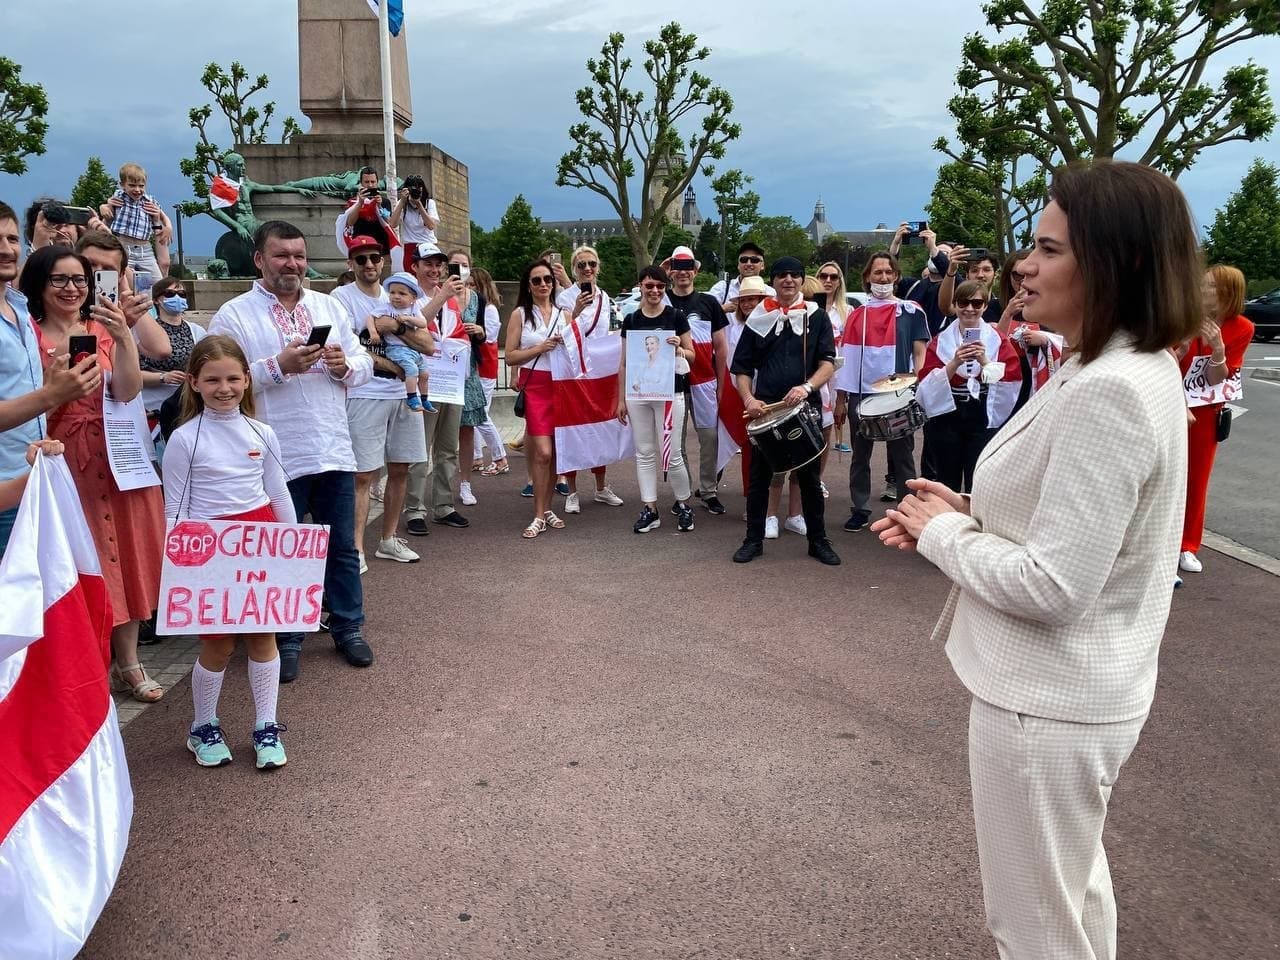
[165,587,193,628]
[197,588,216,626]
[165,521,217,567]
[302,583,324,624]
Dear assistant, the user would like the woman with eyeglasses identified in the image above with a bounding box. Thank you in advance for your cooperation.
[139,277,207,446]
[914,279,1022,493]
[554,244,625,513]
[505,260,567,539]
[616,266,697,534]
[19,245,167,703]
[998,249,1064,408]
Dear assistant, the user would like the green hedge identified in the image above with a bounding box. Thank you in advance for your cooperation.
[1247,278,1279,299]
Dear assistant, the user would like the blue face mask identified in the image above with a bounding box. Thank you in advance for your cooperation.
[161,295,188,314]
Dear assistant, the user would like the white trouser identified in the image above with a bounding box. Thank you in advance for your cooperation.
[626,395,691,505]
[968,696,1146,960]
[471,377,506,462]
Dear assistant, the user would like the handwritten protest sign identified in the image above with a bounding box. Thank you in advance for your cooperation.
[1183,354,1243,408]
[158,519,329,634]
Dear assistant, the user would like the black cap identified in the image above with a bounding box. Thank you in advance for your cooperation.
[737,240,764,257]
[770,256,805,278]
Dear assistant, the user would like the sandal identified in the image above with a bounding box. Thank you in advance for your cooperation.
[110,661,164,703]
[522,517,548,539]
[481,459,511,476]
[543,510,566,529]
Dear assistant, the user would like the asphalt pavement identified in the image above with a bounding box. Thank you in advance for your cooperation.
[80,441,1279,960]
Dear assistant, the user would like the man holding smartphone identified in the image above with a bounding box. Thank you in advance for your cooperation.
[337,166,400,268]
[889,222,953,337]
[210,220,374,683]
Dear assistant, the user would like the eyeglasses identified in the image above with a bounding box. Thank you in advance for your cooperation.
[353,253,383,265]
[817,272,840,281]
[529,275,555,286]
[957,298,988,309]
[739,256,763,264]
[640,282,667,291]
[48,273,89,289]
[774,270,804,279]
[575,260,598,270]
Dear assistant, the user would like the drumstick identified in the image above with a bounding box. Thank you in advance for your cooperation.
[742,400,789,420]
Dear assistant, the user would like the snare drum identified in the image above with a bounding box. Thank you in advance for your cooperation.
[747,402,826,473]
[856,390,926,441]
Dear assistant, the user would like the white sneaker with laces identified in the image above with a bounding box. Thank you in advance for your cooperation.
[375,537,420,563]
[1178,551,1202,573]
[764,516,779,539]
[565,492,581,514]
[459,481,477,506]
[594,486,624,506]
[784,515,807,536]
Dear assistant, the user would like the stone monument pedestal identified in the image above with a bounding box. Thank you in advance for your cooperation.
[237,137,469,277]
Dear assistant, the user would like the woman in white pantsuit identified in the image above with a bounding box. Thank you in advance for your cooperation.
[873,160,1201,960]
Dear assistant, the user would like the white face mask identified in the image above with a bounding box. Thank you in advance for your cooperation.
[870,282,894,299]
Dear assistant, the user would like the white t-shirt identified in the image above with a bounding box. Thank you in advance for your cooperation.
[331,283,406,401]
[555,286,613,339]
[162,410,296,522]
[398,199,440,244]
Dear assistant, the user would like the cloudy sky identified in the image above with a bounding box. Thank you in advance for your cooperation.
[3,0,1278,257]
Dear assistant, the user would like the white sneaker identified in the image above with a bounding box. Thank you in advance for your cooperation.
[358,553,368,575]
[784,515,807,537]
[764,516,779,539]
[375,537,420,563]
[564,492,581,514]
[594,486,624,506]
[1178,551,1202,573]
[459,481,477,506]
[369,477,386,502]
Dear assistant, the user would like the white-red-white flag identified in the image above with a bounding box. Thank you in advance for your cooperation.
[208,174,240,210]
[550,335,635,474]
[0,454,132,960]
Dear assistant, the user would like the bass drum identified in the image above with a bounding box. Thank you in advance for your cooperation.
[747,402,826,473]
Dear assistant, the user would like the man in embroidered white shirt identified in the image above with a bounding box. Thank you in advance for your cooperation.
[209,221,374,683]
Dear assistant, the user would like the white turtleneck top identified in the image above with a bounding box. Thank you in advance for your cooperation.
[162,408,297,522]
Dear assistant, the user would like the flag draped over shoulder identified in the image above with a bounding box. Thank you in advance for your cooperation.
[687,315,718,430]
[366,0,405,35]
[550,333,635,474]
[208,174,240,210]
[836,300,902,393]
[0,455,132,960]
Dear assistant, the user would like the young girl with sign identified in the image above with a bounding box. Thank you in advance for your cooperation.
[162,335,297,769]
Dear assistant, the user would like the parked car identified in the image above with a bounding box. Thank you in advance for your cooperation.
[615,288,643,320]
[1244,288,1280,341]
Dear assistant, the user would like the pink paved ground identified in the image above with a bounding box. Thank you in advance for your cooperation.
[81,450,1280,959]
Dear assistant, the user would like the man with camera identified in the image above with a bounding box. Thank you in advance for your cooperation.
[336,166,400,268]
[938,247,1003,323]
[389,175,439,251]
[889,222,953,337]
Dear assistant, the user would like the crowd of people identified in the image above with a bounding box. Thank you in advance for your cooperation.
[0,156,1258,958]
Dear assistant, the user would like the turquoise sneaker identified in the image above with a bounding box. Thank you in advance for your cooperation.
[187,720,232,767]
[252,721,288,770]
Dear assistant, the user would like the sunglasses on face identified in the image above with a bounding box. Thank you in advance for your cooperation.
[49,274,89,289]
[353,253,383,265]
[957,298,988,310]
[575,260,598,270]
[529,275,555,286]
[739,256,763,264]
[817,272,840,281]
[641,282,666,291]
[774,270,804,280]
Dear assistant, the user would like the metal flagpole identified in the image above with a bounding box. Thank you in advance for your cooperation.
[378,0,398,193]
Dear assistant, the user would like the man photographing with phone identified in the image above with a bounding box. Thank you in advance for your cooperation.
[389,174,440,252]
[337,166,401,270]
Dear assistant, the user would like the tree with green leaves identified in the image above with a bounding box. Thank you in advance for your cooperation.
[710,168,760,250]
[694,221,722,276]
[482,196,570,281]
[0,57,48,175]
[743,216,814,266]
[556,23,741,269]
[69,156,117,212]
[178,62,302,216]
[811,236,853,270]
[1204,158,1280,284]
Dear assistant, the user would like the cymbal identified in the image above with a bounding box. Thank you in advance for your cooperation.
[870,373,918,392]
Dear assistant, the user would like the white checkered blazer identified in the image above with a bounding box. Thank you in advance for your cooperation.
[918,334,1188,723]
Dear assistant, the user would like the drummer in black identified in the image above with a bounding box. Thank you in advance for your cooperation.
[730,257,840,565]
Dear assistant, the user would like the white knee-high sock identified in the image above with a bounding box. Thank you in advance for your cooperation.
[248,656,280,726]
[191,662,225,731]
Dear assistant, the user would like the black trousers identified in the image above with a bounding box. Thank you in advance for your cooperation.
[745,448,826,544]
[922,400,996,494]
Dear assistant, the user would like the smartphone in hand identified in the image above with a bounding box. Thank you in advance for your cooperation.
[306,324,332,348]
[94,270,119,306]
[69,334,97,367]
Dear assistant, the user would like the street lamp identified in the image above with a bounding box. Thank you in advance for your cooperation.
[173,204,185,278]
[719,201,740,285]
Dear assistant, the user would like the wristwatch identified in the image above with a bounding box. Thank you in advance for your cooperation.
[804,382,815,395]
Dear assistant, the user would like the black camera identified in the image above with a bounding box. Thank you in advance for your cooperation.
[404,174,428,201]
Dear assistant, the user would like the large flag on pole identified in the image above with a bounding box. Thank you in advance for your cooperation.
[367,0,404,36]
[0,454,132,960]
[550,334,635,474]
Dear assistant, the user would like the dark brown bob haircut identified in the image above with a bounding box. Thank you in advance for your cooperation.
[1048,160,1201,363]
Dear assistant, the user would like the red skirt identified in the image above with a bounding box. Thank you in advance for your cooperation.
[519,368,555,437]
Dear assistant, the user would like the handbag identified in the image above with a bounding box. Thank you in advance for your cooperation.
[1216,405,1232,442]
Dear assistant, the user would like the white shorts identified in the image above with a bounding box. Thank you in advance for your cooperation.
[347,397,428,473]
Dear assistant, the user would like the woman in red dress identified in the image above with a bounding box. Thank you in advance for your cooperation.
[20,245,167,701]
[1177,264,1255,575]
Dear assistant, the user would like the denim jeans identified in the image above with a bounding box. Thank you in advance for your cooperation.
[277,470,363,652]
